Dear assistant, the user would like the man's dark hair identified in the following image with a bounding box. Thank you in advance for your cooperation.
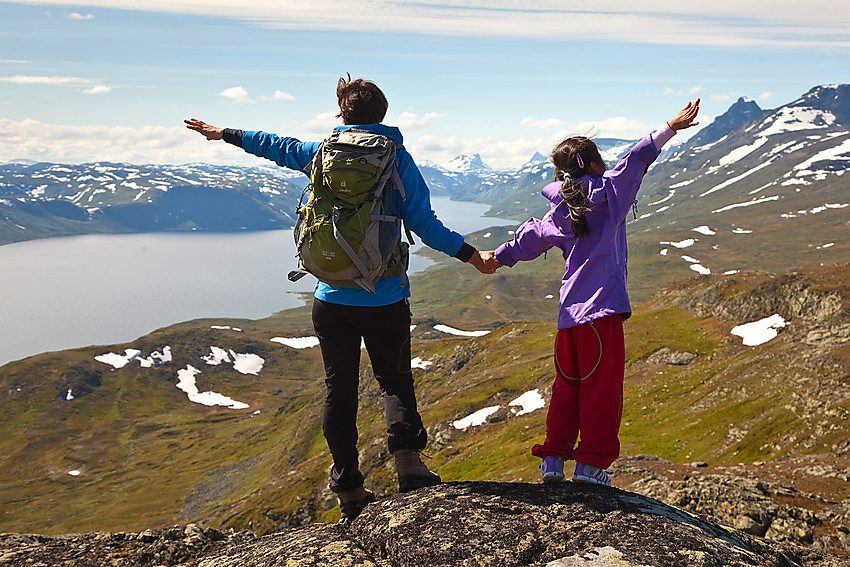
[336,74,388,125]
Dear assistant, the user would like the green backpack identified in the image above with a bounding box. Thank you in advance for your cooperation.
[287,128,411,294]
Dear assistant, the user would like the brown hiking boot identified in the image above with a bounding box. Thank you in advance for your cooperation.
[337,486,376,522]
[394,448,441,493]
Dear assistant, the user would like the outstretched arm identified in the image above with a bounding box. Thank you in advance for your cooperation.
[184,118,224,141]
[667,99,700,131]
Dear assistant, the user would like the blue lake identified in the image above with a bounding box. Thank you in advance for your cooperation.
[0,197,516,366]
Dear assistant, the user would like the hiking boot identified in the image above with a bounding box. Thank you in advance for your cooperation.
[394,449,441,493]
[337,486,376,522]
[572,462,611,486]
[540,456,565,483]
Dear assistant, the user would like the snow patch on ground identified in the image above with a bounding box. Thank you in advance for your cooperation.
[271,336,320,349]
[452,389,547,429]
[94,349,141,368]
[712,195,779,214]
[718,137,769,166]
[731,314,787,346]
[659,239,696,249]
[452,406,500,430]
[509,389,545,416]
[176,365,249,410]
[434,324,491,337]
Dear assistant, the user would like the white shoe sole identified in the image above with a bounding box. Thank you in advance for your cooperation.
[572,475,611,486]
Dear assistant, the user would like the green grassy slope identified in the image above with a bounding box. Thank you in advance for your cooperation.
[2,262,848,535]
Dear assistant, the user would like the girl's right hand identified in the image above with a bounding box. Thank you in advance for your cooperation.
[668,99,700,131]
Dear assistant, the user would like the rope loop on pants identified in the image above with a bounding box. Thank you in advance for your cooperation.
[554,320,603,382]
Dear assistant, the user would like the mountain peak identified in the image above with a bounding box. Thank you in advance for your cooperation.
[521,151,548,169]
[795,83,850,124]
[443,153,494,174]
[687,96,765,147]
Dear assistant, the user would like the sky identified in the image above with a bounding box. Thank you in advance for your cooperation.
[0,1,848,170]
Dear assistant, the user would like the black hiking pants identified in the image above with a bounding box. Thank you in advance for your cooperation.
[312,297,428,493]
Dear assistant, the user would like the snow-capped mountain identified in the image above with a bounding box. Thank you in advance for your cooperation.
[442,153,497,176]
[638,84,849,222]
[0,162,308,245]
[630,83,849,279]
[2,85,848,259]
[520,152,548,170]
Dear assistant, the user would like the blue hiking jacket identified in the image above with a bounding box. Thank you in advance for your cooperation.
[240,123,468,307]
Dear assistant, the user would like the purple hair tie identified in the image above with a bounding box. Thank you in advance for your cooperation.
[575,152,585,169]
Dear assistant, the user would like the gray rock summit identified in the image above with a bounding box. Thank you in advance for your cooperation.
[3,481,842,566]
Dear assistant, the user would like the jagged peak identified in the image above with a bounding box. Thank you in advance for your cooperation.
[442,153,495,174]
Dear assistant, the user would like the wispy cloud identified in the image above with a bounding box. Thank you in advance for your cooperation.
[6,1,848,48]
[65,11,94,20]
[219,86,254,104]
[394,111,443,130]
[520,117,567,131]
[664,86,704,96]
[0,118,260,166]
[83,85,112,94]
[258,90,296,102]
[0,75,92,86]
[574,116,652,138]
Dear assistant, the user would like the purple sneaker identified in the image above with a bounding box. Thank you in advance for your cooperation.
[572,462,611,486]
[540,456,565,483]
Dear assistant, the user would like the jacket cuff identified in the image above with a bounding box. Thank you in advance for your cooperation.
[222,128,244,148]
[454,242,476,263]
[494,246,516,267]
[651,124,676,151]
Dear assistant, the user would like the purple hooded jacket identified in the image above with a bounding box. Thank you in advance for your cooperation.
[494,127,673,329]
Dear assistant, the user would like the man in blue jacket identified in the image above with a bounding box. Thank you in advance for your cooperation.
[185,75,497,521]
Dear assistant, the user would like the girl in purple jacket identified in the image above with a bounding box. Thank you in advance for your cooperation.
[491,100,700,485]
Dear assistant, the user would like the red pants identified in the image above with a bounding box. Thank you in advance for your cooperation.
[531,314,625,470]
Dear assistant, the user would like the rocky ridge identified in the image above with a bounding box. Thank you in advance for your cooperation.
[3,481,846,567]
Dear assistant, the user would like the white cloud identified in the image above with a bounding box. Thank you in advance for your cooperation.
[574,116,651,138]
[711,94,732,102]
[259,90,296,101]
[65,11,94,19]
[758,91,773,100]
[0,75,91,86]
[5,1,848,48]
[0,118,263,166]
[286,110,341,137]
[664,86,704,96]
[83,85,112,94]
[394,111,443,130]
[219,85,254,104]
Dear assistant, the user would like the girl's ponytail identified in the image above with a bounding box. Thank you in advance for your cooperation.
[551,136,603,238]
[558,176,591,237]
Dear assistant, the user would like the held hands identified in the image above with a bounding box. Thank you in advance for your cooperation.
[184,118,224,140]
[667,98,700,131]
[469,250,502,274]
